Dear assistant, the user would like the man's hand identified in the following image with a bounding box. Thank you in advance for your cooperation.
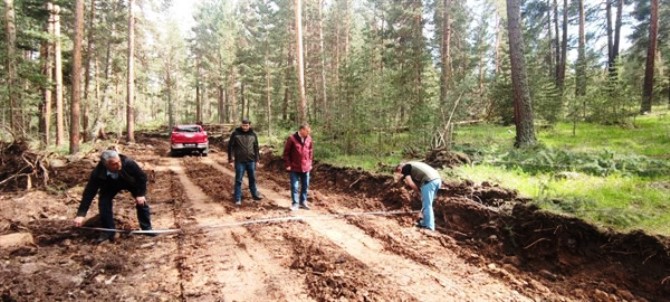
[229,160,234,167]
[285,166,291,171]
[135,196,147,206]
[73,216,85,227]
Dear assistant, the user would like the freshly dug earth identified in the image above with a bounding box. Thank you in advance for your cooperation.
[0,136,668,301]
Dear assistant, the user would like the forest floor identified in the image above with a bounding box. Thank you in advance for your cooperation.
[1,133,669,301]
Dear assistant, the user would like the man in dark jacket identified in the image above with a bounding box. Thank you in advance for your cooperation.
[228,118,262,205]
[395,161,442,231]
[283,123,313,211]
[73,150,153,243]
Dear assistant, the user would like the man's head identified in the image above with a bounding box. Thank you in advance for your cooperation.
[298,122,311,137]
[101,150,122,172]
[394,163,406,174]
[241,118,251,132]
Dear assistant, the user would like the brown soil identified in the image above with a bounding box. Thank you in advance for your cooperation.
[1,136,668,301]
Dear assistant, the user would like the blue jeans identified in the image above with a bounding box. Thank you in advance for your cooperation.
[420,179,441,231]
[234,161,259,201]
[290,171,310,206]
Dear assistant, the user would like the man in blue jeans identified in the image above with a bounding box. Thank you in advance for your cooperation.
[283,123,313,211]
[395,161,442,231]
[228,118,263,205]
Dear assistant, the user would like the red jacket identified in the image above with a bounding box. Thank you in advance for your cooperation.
[283,132,313,173]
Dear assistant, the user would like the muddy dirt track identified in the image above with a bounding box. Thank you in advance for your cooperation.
[1,133,669,301]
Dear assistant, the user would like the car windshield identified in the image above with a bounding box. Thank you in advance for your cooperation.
[174,125,201,133]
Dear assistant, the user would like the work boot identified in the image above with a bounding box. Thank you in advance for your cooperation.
[290,204,299,211]
[94,233,115,244]
[140,228,157,237]
[299,203,311,210]
[252,195,263,202]
[235,200,242,206]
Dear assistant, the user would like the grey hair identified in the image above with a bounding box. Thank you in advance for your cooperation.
[101,150,120,162]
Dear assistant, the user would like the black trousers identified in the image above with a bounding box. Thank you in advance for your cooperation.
[98,188,152,236]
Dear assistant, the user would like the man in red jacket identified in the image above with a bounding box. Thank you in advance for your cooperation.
[283,123,313,211]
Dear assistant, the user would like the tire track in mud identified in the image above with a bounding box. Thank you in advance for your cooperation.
[200,154,534,301]
[163,157,313,301]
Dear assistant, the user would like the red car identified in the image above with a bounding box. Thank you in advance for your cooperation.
[170,124,209,156]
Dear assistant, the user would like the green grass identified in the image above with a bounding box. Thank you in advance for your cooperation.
[538,109,670,158]
[263,108,670,236]
[450,164,670,236]
[446,107,670,236]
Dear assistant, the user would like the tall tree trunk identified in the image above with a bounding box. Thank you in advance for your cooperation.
[166,70,173,129]
[265,45,272,138]
[606,0,613,70]
[318,0,327,123]
[70,0,84,154]
[440,0,451,107]
[196,57,202,123]
[54,5,65,146]
[3,0,19,135]
[126,0,135,142]
[546,0,553,77]
[218,85,224,124]
[294,0,307,123]
[494,14,501,75]
[553,0,560,84]
[611,0,623,77]
[641,0,658,114]
[83,0,96,141]
[229,65,238,123]
[506,0,537,147]
[240,82,246,118]
[557,0,568,91]
[90,23,114,140]
[283,46,292,122]
[575,0,586,99]
[40,2,55,146]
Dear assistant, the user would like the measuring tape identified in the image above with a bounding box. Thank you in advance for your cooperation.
[78,209,419,235]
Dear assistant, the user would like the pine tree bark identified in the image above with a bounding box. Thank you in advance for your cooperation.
[196,56,202,123]
[506,0,537,147]
[318,0,327,123]
[294,0,307,123]
[3,0,19,135]
[641,0,658,114]
[606,0,613,70]
[611,0,623,77]
[40,2,55,146]
[575,0,586,99]
[495,14,501,75]
[440,0,451,107]
[553,0,560,84]
[557,0,567,91]
[70,0,84,154]
[126,0,135,143]
[83,0,96,141]
[54,5,65,146]
[229,65,238,123]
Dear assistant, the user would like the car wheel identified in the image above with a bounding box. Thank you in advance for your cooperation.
[170,149,179,157]
[200,148,209,157]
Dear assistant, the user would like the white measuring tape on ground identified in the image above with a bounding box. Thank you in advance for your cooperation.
[78,209,420,235]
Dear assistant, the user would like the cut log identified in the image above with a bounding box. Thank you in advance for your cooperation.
[0,232,35,249]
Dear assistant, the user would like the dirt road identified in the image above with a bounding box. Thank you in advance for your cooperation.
[1,134,668,301]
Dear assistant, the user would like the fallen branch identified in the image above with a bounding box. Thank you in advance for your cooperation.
[0,172,32,187]
[523,238,550,250]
